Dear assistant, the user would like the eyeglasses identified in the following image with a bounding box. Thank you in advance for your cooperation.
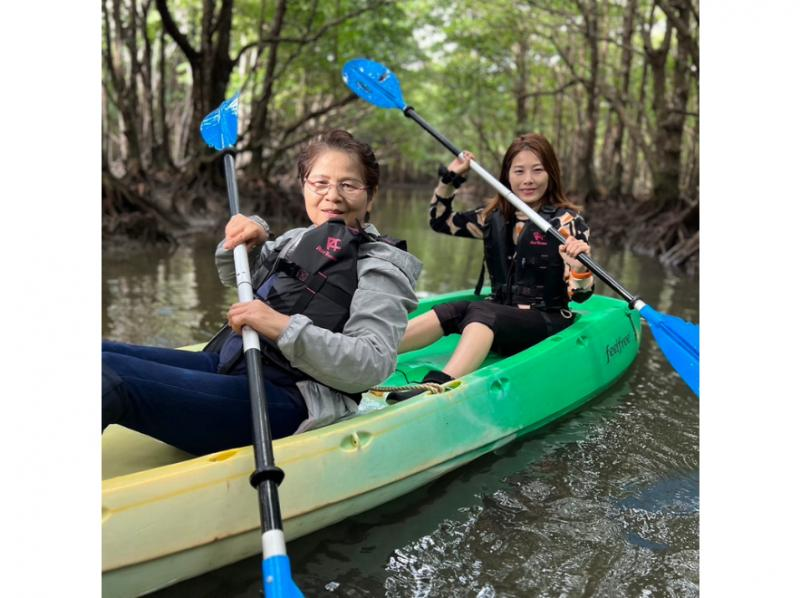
[305,178,368,199]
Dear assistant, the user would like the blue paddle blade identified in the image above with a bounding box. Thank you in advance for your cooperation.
[200,92,240,150]
[262,555,303,597]
[341,58,406,110]
[640,305,699,396]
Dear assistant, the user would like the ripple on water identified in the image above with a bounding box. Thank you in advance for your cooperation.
[381,437,697,597]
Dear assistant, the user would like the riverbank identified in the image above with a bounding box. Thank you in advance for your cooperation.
[102,176,698,274]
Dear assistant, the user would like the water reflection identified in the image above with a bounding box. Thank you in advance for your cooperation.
[102,238,237,346]
[102,187,699,347]
[102,187,699,597]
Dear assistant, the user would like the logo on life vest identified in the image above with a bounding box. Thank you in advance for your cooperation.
[315,236,342,260]
[605,334,632,363]
[530,231,547,246]
[326,237,342,252]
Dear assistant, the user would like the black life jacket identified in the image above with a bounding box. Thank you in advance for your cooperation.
[478,206,571,310]
[204,220,406,401]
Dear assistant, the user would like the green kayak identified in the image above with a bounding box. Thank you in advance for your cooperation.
[102,290,641,596]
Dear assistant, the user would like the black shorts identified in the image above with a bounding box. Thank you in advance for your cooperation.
[431,300,574,357]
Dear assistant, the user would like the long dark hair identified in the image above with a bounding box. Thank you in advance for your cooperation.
[296,129,380,200]
[484,133,579,221]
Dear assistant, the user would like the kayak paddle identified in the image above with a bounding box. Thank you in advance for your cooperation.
[200,93,304,597]
[342,58,699,397]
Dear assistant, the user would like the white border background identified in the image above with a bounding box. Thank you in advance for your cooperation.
[2,1,798,595]
[702,1,799,595]
[2,2,100,595]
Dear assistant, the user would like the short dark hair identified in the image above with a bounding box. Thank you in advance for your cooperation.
[296,129,380,199]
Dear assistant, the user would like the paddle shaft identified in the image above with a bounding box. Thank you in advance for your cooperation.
[223,153,285,533]
[402,107,643,310]
[342,57,697,394]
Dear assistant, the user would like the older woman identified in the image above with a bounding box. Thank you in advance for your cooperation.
[103,129,422,455]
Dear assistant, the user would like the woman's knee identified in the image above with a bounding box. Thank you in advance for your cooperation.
[462,302,497,331]
[102,339,123,354]
[432,301,468,336]
[102,353,127,429]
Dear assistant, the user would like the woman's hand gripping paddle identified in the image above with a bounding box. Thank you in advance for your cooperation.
[342,59,699,396]
[200,92,304,597]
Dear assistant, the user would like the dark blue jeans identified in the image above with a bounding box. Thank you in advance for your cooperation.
[102,340,308,456]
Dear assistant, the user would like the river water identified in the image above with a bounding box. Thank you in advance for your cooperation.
[102,188,699,597]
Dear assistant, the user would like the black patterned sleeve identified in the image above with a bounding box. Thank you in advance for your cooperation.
[554,211,594,303]
[428,182,486,239]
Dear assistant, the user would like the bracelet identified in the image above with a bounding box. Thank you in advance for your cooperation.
[437,164,467,189]
[570,269,593,279]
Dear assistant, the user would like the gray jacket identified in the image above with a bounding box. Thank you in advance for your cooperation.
[215,218,422,433]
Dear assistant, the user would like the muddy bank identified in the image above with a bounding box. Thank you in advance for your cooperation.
[582,194,699,274]
[103,174,698,274]
[102,169,306,252]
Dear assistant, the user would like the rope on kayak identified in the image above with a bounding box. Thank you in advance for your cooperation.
[368,382,448,395]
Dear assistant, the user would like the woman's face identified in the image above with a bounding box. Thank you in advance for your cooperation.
[303,150,373,227]
[508,149,549,206]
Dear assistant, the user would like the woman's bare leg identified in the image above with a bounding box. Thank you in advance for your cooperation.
[399,311,445,353]
[442,322,494,379]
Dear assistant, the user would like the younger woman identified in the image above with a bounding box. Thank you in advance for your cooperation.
[388,133,592,402]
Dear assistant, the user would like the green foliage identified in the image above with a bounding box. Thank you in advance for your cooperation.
[102,0,698,202]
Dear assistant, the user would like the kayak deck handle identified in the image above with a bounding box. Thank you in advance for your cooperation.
[208,449,240,462]
[340,431,373,452]
[490,377,510,401]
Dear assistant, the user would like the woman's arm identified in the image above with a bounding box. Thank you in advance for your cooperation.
[557,212,594,303]
[214,215,274,286]
[428,151,486,240]
[429,185,486,239]
[273,256,419,393]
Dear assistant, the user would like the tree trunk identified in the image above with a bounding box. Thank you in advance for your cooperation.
[555,74,565,152]
[157,0,235,161]
[625,50,649,196]
[573,0,600,203]
[608,0,637,199]
[514,36,530,135]
[248,0,289,173]
[140,0,156,170]
[154,25,175,169]
[105,0,145,178]
[646,0,691,212]
[124,0,144,176]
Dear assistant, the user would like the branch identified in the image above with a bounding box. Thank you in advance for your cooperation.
[263,131,319,162]
[102,0,122,96]
[265,0,395,45]
[545,31,592,94]
[526,0,581,20]
[236,0,274,93]
[519,79,580,100]
[102,79,122,112]
[155,0,199,65]
[238,94,358,157]
[238,0,392,97]
[597,81,657,174]
[642,0,672,62]
[233,40,261,65]
[279,93,358,140]
[259,0,288,105]
[655,0,699,75]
